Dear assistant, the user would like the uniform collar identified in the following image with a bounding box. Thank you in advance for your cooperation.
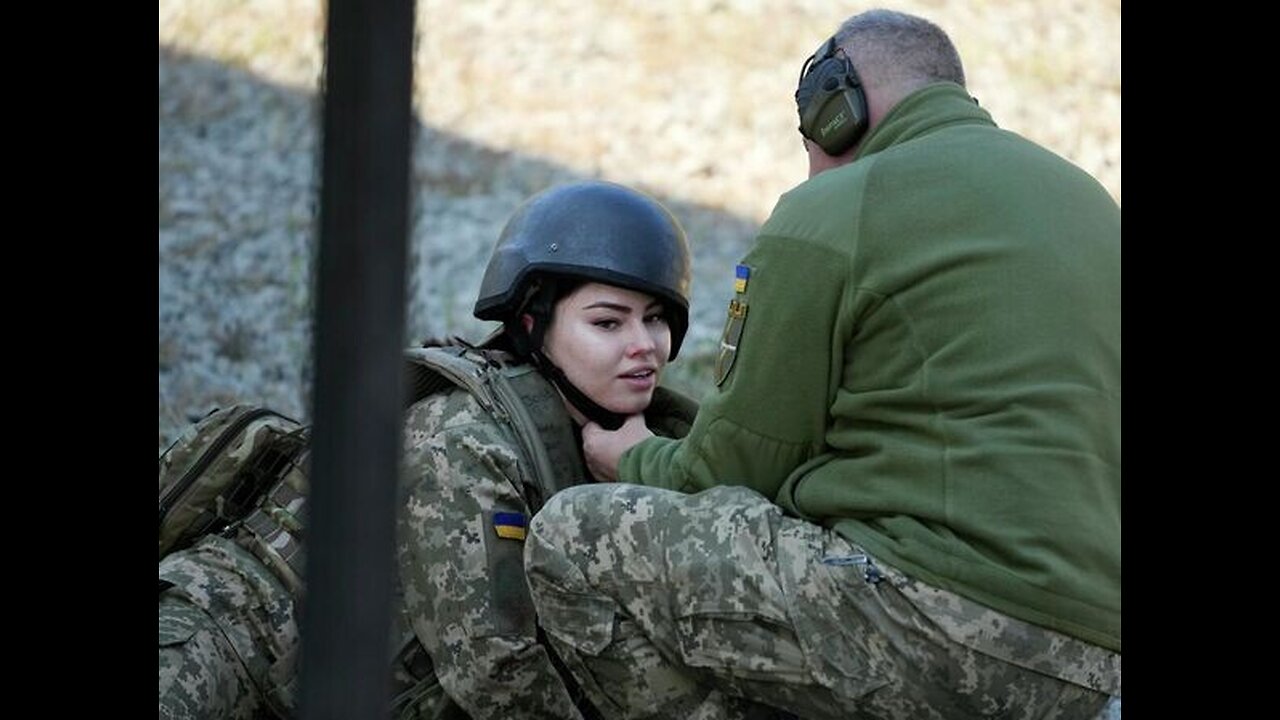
[854,82,996,162]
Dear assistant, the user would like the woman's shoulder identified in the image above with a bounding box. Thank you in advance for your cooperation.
[405,386,497,438]
[402,341,524,438]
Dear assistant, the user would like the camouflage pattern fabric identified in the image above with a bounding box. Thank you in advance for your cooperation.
[159,534,297,719]
[158,350,699,719]
[526,484,1120,720]
[159,593,259,720]
[157,384,588,720]
[158,527,454,720]
[397,389,588,719]
[155,385,593,719]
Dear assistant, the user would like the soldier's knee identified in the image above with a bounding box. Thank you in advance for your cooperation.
[537,484,598,521]
[526,488,613,601]
[537,483,645,530]
[525,498,573,584]
[529,485,598,548]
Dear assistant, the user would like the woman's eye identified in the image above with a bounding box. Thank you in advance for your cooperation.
[593,319,619,330]
[644,312,667,325]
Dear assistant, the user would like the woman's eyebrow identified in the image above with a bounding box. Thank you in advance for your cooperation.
[581,300,662,312]
[582,302,632,312]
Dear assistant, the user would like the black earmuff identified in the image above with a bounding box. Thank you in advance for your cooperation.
[795,37,869,156]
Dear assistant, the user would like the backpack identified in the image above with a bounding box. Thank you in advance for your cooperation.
[158,405,308,561]
[157,346,591,565]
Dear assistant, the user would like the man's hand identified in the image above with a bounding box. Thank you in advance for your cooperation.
[582,414,653,482]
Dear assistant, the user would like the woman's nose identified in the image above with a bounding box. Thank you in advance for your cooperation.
[626,321,657,356]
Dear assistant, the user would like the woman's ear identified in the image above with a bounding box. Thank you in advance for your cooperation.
[521,313,535,334]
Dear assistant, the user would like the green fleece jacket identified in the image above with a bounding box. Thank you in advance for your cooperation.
[622,83,1121,652]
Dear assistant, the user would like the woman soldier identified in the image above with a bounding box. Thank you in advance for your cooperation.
[394,180,699,718]
[159,181,699,720]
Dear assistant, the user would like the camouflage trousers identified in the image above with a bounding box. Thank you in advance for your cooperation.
[525,485,1120,720]
[159,535,298,720]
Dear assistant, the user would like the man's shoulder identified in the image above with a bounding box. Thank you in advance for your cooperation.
[759,164,873,252]
[781,160,873,208]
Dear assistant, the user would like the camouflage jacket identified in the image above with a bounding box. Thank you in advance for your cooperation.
[393,349,696,718]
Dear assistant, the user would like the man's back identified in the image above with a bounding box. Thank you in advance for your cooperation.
[546,13,1119,717]
[764,82,1120,650]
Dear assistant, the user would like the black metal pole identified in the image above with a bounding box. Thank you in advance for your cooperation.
[300,0,415,718]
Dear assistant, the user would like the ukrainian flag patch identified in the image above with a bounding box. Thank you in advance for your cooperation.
[734,264,750,293]
[493,511,527,541]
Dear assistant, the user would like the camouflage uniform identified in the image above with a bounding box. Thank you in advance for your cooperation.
[397,385,588,719]
[528,70,1122,720]
[526,484,1121,720]
[159,535,297,720]
[396,365,703,720]
[159,360,697,720]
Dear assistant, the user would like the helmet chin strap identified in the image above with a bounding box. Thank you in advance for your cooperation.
[529,350,628,431]
[504,280,628,431]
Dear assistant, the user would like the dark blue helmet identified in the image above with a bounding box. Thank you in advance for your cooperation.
[474,181,692,359]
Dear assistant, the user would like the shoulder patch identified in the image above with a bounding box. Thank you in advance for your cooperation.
[492,511,527,541]
[715,265,753,386]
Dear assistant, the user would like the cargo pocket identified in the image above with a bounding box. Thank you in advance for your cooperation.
[775,527,893,704]
[526,579,620,657]
[670,545,813,685]
[675,606,812,685]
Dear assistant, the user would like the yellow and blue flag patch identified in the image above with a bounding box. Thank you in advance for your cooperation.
[493,511,527,541]
[734,264,750,293]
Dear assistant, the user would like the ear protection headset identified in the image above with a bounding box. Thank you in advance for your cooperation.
[795,37,869,156]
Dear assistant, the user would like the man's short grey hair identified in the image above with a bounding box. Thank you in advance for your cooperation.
[834,9,966,91]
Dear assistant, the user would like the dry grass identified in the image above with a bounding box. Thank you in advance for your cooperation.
[159,0,1121,220]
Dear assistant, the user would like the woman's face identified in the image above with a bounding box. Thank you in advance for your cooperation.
[540,282,671,419]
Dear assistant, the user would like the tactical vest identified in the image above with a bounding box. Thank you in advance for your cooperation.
[164,345,696,718]
[233,345,598,596]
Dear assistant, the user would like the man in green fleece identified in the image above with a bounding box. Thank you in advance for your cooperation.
[524,8,1120,720]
